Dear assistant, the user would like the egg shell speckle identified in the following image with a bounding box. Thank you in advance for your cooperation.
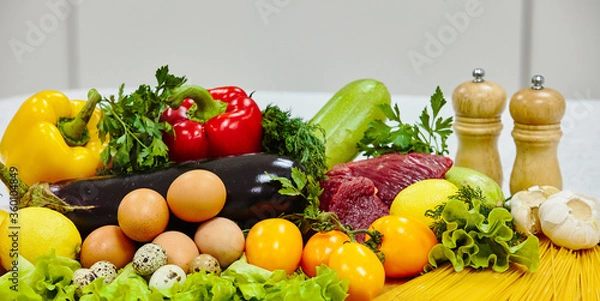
[72,268,97,289]
[189,253,221,274]
[90,260,118,284]
[149,264,187,290]
[133,243,168,276]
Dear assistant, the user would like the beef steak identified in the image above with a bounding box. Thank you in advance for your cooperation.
[319,153,453,237]
[323,152,453,208]
[326,176,389,242]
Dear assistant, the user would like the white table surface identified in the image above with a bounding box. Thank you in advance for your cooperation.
[0,88,599,211]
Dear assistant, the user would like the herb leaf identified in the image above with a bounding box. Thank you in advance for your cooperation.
[97,66,185,175]
[430,86,445,117]
[261,105,328,180]
[357,86,453,157]
[267,167,322,217]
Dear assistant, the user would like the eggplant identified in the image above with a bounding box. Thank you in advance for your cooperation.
[43,153,306,238]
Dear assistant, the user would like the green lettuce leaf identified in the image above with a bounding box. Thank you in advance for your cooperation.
[221,258,276,299]
[0,256,41,300]
[80,263,163,301]
[219,255,349,301]
[427,198,540,273]
[84,254,348,301]
[0,251,80,300]
[161,269,238,301]
[0,252,348,300]
[156,256,348,300]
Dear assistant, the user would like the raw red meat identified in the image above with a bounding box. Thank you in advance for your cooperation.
[319,153,453,236]
[325,176,389,242]
[323,152,453,208]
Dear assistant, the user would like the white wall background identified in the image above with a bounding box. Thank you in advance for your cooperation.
[1,0,598,101]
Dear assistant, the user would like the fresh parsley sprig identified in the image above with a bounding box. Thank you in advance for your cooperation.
[357,86,453,157]
[97,66,186,175]
[267,167,324,219]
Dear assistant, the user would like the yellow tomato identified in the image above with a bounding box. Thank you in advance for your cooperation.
[369,215,438,278]
[301,230,350,278]
[328,242,385,301]
[245,218,303,274]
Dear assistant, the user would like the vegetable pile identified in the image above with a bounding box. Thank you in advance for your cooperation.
[2,65,593,301]
[0,252,348,300]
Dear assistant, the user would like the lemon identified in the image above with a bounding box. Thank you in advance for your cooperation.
[390,179,459,227]
[0,207,82,270]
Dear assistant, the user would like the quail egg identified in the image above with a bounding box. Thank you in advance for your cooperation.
[133,243,167,276]
[72,268,97,294]
[188,253,221,274]
[149,264,187,290]
[90,260,118,284]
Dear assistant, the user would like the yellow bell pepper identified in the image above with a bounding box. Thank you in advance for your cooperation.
[0,89,105,185]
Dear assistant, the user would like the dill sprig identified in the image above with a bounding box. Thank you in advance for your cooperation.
[261,105,328,180]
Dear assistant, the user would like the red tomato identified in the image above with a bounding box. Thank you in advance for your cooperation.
[369,215,438,278]
[245,218,303,274]
[328,242,385,301]
[301,230,350,277]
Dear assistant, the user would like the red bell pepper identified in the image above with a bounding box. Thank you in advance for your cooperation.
[161,85,263,162]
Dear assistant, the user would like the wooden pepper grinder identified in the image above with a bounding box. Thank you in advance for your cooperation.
[452,68,507,185]
[509,75,566,194]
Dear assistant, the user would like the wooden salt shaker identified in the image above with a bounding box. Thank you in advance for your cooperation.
[452,68,507,185]
[509,75,566,194]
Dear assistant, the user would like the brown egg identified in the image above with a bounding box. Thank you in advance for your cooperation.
[194,217,245,268]
[152,231,200,272]
[166,170,227,223]
[118,188,170,242]
[79,225,136,269]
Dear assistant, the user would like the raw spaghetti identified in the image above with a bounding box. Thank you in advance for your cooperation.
[376,237,600,301]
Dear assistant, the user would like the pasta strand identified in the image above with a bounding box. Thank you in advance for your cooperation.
[376,237,600,301]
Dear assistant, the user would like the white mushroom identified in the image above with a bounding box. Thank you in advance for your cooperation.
[539,190,600,250]
[509,185,560,236]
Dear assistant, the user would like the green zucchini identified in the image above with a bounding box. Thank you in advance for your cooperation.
[309,79,391,168]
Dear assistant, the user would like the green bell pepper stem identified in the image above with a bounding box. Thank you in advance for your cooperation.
[57,88,102,146]
[167,85,227,123]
